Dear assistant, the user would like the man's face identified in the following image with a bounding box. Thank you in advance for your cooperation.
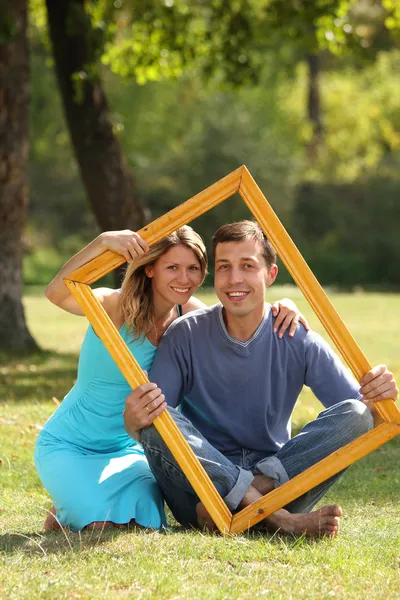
[214,239,278,319]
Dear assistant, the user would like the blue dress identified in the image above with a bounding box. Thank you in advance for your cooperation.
[34,324,166,530]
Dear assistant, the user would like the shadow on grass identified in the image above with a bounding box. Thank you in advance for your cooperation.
[0,524,164,556]
[0,523,319,559]
[0,350,78,403]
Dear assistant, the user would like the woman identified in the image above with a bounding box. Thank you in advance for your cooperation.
[35,227,308,532]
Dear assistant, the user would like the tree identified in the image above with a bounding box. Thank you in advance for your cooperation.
[45,0,145,243]
[0,0,38,352]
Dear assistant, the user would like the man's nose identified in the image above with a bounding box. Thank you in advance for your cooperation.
[228,267,244,284]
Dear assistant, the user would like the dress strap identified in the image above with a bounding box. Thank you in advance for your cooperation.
[177,305,183,317]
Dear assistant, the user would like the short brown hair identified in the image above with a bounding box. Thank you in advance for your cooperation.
[212,220,276,269]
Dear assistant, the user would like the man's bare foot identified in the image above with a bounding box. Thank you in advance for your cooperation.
[196,496,342,538]
[266,504,343,538]
[44,506,62,531]
[196,484,263,531]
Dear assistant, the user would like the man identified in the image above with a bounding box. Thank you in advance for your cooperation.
[124,221,398,536]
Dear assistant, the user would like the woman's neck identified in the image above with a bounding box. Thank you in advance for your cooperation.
[147,295,178,345]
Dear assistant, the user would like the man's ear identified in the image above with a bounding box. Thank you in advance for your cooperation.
[266,264,278,288]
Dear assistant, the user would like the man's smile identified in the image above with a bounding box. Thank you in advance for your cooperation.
[226,291,250,301]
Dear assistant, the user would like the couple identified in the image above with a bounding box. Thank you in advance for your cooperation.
[35,223,307,532]
[35,221,397,536]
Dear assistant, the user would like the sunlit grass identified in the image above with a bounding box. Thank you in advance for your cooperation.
[0,287,399,599]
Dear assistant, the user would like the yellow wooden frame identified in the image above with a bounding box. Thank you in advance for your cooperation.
[64,166,400,534]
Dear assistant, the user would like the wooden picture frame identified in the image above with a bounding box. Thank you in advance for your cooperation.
[64,166,400,534]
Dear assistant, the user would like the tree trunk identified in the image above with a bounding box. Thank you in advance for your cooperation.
[0,0,39,352]
[45,0,145,246]
[306,53,323,161]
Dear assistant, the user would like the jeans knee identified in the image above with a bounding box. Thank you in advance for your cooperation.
[340,399,374,437]
[140,423,162,450]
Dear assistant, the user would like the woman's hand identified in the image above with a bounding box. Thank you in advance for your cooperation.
[45,229,148,316]
[100,230,149,264]
[271,298,310,338]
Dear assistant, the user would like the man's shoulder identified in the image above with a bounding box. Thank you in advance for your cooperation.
[164,304,220,337]
[276,326,327,360]
[302,329,331,350]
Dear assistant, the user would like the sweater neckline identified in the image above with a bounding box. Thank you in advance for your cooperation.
[217,304,271,348]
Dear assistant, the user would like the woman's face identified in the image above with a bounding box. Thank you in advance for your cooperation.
[145,245,204,307]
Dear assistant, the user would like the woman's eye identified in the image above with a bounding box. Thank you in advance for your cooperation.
[167,265,177,270]
[189,266,200,271]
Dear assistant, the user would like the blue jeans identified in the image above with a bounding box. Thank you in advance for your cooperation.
[140,400,374,527]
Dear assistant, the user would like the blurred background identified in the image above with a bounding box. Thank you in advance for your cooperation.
[1,0,400,352]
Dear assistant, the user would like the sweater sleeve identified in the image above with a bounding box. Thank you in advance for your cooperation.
[304,331,362,408]
[148,321,190,409]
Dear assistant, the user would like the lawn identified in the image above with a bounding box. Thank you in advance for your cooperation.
[0,286,399,599]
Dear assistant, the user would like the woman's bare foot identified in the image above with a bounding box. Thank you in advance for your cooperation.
[265,504,343,538]
[44,506,62,531]
[86,521,115,530]
[85,519,138,530]
[196,503,219,531]
[44,506,139,532]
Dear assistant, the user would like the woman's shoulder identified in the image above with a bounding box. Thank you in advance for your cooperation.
[92,287,123,325]
[181,296,206,315]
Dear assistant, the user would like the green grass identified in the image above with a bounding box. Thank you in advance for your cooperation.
[1,287,400,599]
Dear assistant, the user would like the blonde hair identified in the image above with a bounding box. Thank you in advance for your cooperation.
[119,226,207,340]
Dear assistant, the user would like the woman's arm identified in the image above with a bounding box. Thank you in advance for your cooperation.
[45,230,148,316]
[183,296,309,337]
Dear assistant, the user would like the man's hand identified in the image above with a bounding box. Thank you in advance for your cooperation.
[124,382,167,439]
[360,364,398,403]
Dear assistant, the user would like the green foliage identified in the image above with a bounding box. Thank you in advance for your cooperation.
[293,176,400,286]
[278,49,400,286]
[26,1,400,287]
[282,50,400,181]
[97,0,400,85]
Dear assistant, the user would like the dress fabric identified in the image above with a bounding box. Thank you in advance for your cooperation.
[34,323,166,531]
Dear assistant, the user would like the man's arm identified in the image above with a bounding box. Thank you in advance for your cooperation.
[304,332,398,407]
